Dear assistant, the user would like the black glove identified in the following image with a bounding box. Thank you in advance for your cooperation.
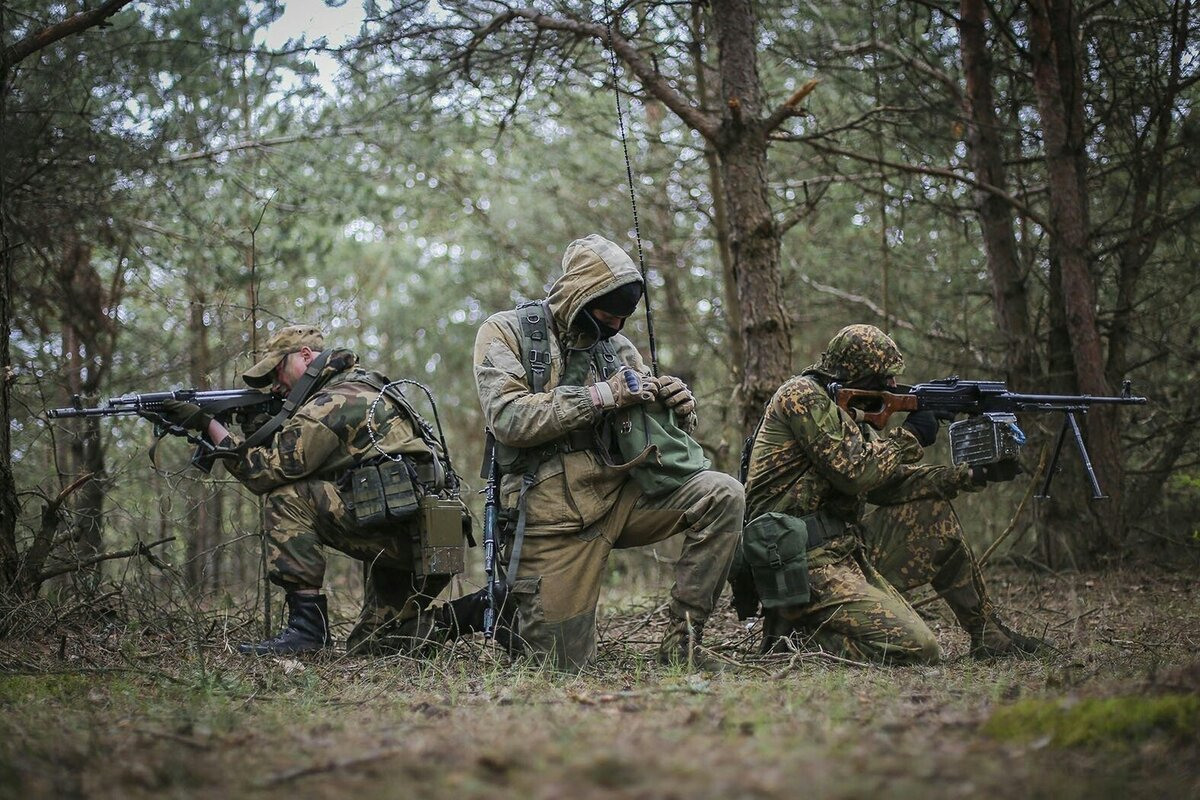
[902,410,941,447]
[970,459,1022,485]
[156,399,213,433]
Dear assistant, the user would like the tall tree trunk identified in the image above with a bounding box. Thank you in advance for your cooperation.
[710,0,791,433]
[184,294,222,592]
[61,239,106,589]
[1028,0,1125,565]
[0,59,18,596]
[959,0,1037,386]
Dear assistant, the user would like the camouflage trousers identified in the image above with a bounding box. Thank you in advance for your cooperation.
[772,498,993,664]
[262,479,449,643]
[510,469,744,671]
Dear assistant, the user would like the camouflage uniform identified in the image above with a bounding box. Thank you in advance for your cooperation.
[473,235,744,670]
[744,325,1007,664]
[222,339,454,650]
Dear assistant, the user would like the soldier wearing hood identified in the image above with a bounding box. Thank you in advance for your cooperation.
[157,324,489,656]
[742,324,1047,662]
[473,234,744,670]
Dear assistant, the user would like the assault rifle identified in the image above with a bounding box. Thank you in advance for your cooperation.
[479,430,502,639]
[833,377,1147,499]
[48,388,281,472]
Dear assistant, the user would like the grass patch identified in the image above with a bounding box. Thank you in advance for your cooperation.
[984,693,1200,748]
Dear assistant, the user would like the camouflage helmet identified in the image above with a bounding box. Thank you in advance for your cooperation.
[811,324,905,383]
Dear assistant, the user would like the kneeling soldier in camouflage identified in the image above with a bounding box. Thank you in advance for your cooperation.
[157,324,488,655]
[738,324,1047,663]
[473,235,744,671]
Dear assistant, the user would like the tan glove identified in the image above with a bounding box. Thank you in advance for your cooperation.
[655,375,696,418]
[589,367,657,410]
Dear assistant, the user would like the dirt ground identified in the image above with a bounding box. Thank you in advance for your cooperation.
[1,565,1197,799]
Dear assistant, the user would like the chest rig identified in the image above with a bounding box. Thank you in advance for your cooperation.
[491,300,622,585]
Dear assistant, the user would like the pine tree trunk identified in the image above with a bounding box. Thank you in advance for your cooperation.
[959,0,1038,386]
[710,0,792,434]
[1028,0,1125,566]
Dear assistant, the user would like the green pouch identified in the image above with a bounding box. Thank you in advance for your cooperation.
[614,403,710,498]
[345,459,420,528]
[742,512,812,608]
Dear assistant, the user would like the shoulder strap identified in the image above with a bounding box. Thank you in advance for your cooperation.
[355,371,453,491]
[516,300,551,394]
[242,349,333,450]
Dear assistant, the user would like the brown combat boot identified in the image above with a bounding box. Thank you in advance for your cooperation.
[969,616,1052,660]
[658,614,725,672]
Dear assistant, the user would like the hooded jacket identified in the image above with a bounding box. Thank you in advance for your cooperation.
[473,235,650,533]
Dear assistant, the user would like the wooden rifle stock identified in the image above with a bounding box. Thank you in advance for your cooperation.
[833,388,918,429]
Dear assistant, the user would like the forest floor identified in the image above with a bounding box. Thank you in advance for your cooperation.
[1,564,1198,799]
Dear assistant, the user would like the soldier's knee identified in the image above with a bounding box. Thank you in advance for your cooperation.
[911,630,941,664]
[705,472,746,519]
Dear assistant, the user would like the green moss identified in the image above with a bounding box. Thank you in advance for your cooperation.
[0,674,96,704]
[984,693,1200,748]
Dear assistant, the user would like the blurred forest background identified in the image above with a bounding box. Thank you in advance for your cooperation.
[2,0,1199,629]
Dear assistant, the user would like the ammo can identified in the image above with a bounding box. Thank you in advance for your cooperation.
[414,496,465,576]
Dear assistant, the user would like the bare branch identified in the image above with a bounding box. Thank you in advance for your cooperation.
[505,7,720,141]
[161,127,380,165]
[764,78,821,133]
[792,271,967,350]
[3,0,136,70]
[833,39,961,100]
[783,135,1048,228]
[37,536,174,582]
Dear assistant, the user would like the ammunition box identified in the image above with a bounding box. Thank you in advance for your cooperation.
[414,496,465,577]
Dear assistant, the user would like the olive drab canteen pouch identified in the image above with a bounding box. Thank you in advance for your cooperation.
[742,510,844,608]
[614,402,710,498]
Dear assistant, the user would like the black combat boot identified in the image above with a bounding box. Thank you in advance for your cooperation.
[238,593,333,655]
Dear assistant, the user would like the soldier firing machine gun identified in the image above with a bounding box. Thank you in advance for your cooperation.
[833,377,1147,499]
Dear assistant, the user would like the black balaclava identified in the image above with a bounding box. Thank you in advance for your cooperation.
[577,282,643,340]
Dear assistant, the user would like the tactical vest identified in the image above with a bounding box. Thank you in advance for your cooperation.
[491,300,616,475]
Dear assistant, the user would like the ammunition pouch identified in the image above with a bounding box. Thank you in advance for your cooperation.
[741,510,846,610]
[341,456,468,578]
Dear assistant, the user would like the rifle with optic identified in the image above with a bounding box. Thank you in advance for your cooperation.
[833,377,1147,499]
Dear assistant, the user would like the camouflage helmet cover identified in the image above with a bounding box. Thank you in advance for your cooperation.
[810,324,905,383]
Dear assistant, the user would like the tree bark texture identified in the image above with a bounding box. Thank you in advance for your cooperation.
[1028,0,1126,564]
[959,0,1037,386]
[61,239,108,588]
[709,0,792,432]
[184,294,223,591]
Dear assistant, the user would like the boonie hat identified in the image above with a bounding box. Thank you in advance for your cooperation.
[242,324,325,388]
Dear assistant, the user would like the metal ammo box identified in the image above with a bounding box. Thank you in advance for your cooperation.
[414,496,465,577]
[949,412,1025,467]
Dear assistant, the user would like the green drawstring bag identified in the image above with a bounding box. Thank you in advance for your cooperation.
[613,403,710,498]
